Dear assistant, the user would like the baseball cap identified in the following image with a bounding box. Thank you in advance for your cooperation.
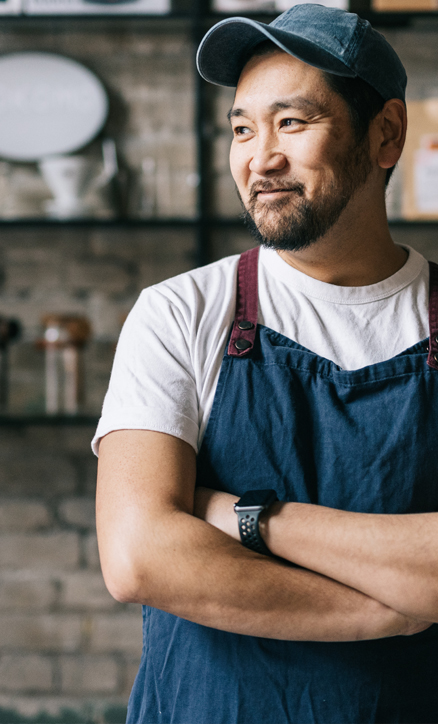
[196,3,407,103]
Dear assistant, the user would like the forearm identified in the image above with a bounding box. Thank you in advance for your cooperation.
[261,502,438,621]
[100,506,426,642]
[97,430,429,645]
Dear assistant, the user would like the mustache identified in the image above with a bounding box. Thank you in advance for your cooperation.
[248,179,305,204]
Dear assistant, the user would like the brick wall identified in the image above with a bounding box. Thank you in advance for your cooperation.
[1,13,438,724]
[0,425,136,723]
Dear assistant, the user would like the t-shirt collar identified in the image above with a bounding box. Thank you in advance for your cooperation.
[259,244,426,305]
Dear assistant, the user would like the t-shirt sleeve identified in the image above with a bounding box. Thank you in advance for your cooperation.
[91,285,199,456]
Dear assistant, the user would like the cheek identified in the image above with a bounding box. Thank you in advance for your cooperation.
[285,132,343,172]
[229,143,249,190]
[296,140,331,170]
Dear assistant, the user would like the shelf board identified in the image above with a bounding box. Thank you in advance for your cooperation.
[0,217,200,228]
[0,217,436,228]
[0,12,191,20]
[207,217,438,227]
[0,10,436,27]
[387,219,438,227]
[205,10,438,27]
[0,14,196,34]
[0,414,99,426]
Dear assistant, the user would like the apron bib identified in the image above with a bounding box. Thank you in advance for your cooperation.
[128,247,438,724]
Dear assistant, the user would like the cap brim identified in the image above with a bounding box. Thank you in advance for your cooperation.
[196,16,356,87]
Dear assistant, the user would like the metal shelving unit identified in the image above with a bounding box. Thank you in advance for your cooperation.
[0,3,436,258]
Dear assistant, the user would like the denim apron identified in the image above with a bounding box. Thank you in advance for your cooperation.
[128,247,438,724]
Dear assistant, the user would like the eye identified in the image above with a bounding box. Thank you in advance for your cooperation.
[233,125,252,136]
[280,118,306,128]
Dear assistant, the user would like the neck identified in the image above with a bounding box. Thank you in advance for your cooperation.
[276,188,407,287]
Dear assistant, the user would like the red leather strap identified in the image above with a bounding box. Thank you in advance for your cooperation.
[228,250,438,366]
[228,247,260,357]
[427,261,438,370]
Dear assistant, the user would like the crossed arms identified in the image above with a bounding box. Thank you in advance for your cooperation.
[97,429,438,643]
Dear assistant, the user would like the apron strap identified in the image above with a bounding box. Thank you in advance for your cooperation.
[427,261,438,370]
[228,251,438,365]
[228,246,260,357]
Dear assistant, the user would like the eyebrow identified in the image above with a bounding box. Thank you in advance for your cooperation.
[227,95,329,124]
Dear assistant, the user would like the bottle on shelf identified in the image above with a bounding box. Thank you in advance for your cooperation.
[132,157,157,218]
[37,315,91,416]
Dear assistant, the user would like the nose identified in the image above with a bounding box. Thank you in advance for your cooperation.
[249,134,287,176]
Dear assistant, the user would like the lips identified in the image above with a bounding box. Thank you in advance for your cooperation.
[248,181,305,207]
[255,188,299,202]
[257,188,294,195]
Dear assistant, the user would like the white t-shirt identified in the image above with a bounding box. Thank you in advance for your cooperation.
[92,244,430,456]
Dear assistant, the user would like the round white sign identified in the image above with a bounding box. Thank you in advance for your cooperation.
[0,52,109,161]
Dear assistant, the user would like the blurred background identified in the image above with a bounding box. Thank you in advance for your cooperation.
[0,0,437,722]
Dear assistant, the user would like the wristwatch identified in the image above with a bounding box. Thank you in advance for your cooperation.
[234,489,278,556]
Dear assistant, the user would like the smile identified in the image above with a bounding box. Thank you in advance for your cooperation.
[256,189,296,201]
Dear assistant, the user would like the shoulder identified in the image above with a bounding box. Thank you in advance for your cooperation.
[133,253,240,331]
[146,253,239,305]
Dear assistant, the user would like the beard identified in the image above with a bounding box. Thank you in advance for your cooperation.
[238,137,373,253]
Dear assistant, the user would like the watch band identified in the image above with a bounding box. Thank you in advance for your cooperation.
[236,509,272,555]
[234,489,278,556]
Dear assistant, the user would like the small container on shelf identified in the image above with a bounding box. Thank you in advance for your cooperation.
[129,156,198,219]
[37,315,91,416]
[385,163,403,222]
[276,0,348,9]
[0,318,21,411]
[371,0,438,10]
[39,139,119,220]
[213,0,276,12]
[23,0,171,15]
[131,158,157,218]
[401,99,438,220]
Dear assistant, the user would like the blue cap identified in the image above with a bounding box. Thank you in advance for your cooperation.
[196,3,407,103]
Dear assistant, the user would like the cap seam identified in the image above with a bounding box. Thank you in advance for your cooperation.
[343,16,368,67]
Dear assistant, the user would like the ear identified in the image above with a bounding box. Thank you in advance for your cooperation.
[375,98,407,171]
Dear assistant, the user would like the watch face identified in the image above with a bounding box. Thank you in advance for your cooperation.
[234,489,277,511]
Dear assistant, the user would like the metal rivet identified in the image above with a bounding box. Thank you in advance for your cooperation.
[235,338,252,351]
[238,320,254,331]
[434,354,438,364]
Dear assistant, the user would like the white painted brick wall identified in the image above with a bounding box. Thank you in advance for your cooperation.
[59,655,119,694]
[0,501,50,531]
[0,614,83,653]
[0,533,80,570]
[0,426,141,723]
[0,655,53,693]
[59,572,118,611]
[0,575,58,612]
[89,614,143,656]
[58,499,96,529]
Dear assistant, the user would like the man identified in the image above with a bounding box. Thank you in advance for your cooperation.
[94,4,438,723]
